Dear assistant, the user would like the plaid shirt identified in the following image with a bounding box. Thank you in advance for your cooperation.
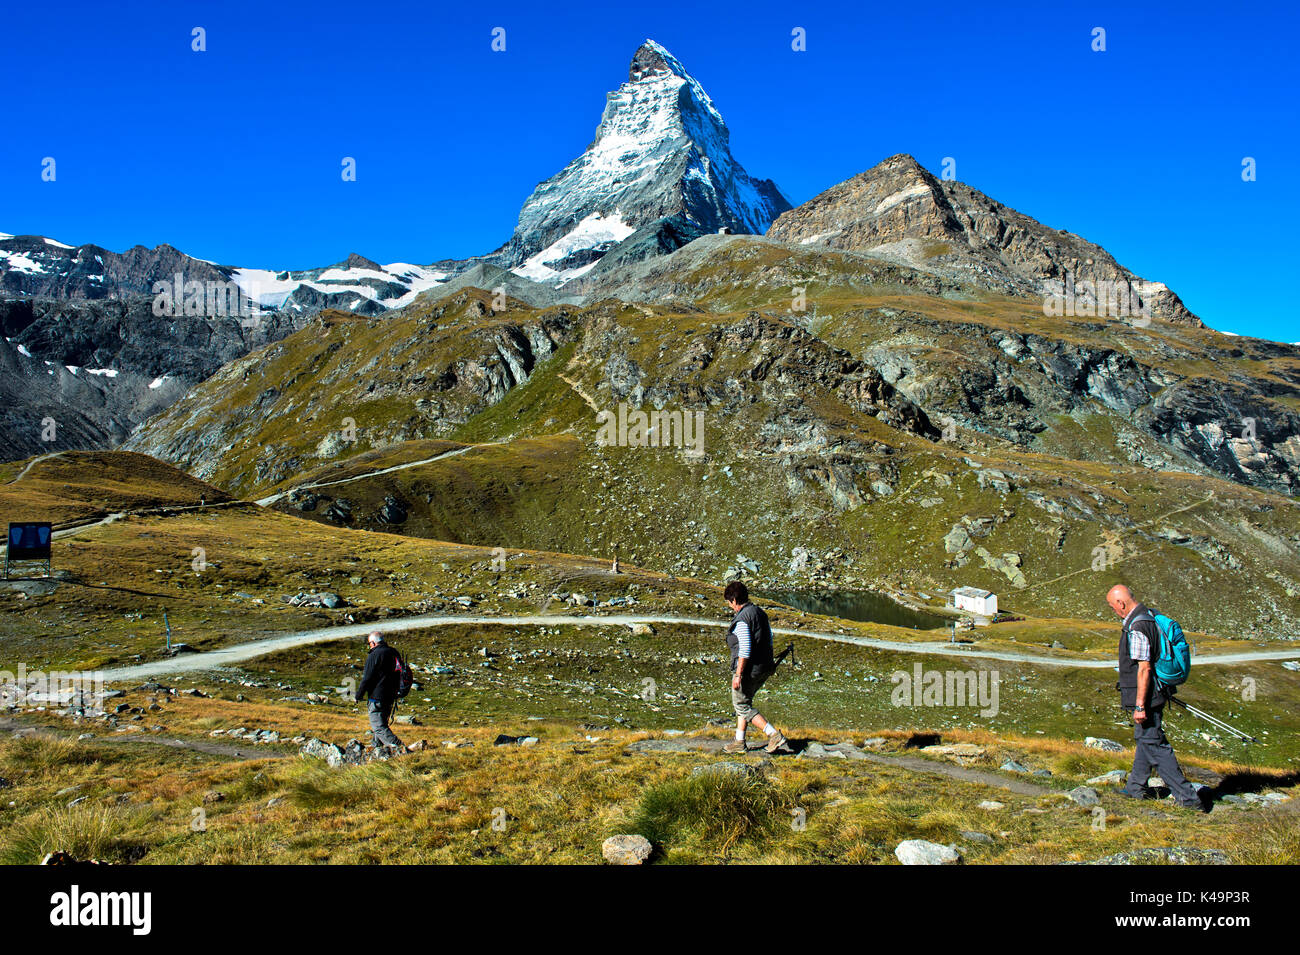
[1123,607,1151,661]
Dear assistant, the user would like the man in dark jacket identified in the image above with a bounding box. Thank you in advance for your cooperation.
[722,581,790,754]
[355,631,404,751]
[1106,585,1203,810]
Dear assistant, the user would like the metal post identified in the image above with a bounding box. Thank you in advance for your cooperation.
[164,611,172,652]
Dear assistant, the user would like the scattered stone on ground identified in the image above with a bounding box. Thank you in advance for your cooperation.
[801,741,868,760]
[1087,769,1129,785]
[1064,786,1101,807]
[1085,737,1125,752]
[692,761,761,778]
[602,834,653,865]
[895,839,962,865]
[298,737,390,767]
[922,743,986,764]
[1065,848,1230,866]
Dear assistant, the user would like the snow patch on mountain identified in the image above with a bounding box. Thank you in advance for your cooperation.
[874,181,933,216]
[0,251,46,274]
[513,212,637,284]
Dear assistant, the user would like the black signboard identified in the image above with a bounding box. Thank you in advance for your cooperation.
[5,522,52,577]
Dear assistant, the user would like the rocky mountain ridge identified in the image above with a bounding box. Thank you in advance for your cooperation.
[767,154,1200,326]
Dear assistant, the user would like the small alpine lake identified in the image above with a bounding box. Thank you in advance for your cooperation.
[762,588,948,631]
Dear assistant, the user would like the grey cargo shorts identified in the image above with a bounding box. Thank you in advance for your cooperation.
[731,670,770,721]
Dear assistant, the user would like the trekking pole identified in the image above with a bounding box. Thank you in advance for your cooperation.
[773,643,798,670]
[1163,690,1258,744]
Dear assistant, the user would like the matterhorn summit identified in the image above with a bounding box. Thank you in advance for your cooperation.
[492,39,790,285]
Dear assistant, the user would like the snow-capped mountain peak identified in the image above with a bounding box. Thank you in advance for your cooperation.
[491,39,790,286]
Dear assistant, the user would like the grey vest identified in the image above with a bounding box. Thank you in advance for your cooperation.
[727,602,775,676]
[1117,604,1165,709]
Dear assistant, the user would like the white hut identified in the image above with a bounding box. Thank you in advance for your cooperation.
[950,587,997,617]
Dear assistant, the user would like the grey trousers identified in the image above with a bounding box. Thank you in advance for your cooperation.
[368,699,404,749]
[1126,705,1198,806]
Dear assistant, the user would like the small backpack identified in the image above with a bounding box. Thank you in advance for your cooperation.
[393,651,414,699]
[1141,609,1191,687]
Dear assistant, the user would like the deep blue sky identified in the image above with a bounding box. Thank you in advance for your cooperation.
[3,1,1296,340]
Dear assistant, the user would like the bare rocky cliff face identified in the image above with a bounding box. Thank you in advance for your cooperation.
[572,230,1299,496]
[875,317,1300,495]
[0,235,234,301]
[767,154,1201,327]
[0,296,306,460]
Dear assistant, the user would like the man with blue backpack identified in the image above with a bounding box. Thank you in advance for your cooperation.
[1106,585,1206,812]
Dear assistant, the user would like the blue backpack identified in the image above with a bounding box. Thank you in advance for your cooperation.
[1138,609,1191,687]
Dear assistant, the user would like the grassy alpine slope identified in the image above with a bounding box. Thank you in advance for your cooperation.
[0,452,1296,865]
[123,263,1300,638]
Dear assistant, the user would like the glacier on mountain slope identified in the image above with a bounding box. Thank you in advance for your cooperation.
[230,262,449,311]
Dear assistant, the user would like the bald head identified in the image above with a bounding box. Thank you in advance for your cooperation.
[367,630,383,647]
[1106,585,1136,618]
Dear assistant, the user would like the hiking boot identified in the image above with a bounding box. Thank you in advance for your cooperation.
[765,730,791,754]
[1177,791,1211,813]
[1118,787,1156,801]
[722,739,748,754]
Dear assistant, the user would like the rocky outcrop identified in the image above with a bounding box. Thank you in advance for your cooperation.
[767,153,1202,326]
[1142,378,1300,493]
[588,308,937,444]
[0,236,233,300]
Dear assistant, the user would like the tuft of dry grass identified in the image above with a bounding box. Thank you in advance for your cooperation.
[1221,810,1300,864]
[0,803,152,865]
[631,769,797,859]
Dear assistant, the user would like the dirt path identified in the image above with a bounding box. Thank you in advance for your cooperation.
[0,501,250,558]
[0,716,266,760]
[558,372,601,412]
[6,451,65,484]
[856,750,1051,796]
[0,712,1051,797]
[625,736,1054,797]
[97,611,1300,684]
[254,443,493,507]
